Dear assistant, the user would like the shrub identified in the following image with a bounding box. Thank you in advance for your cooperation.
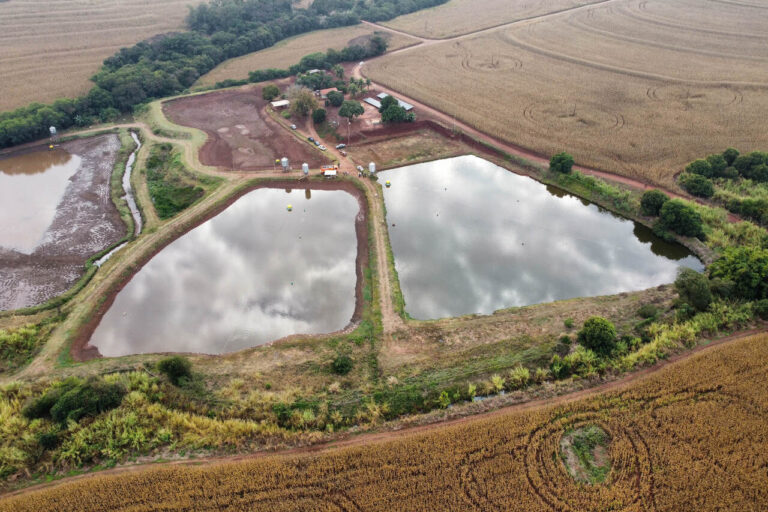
[637,304,658,319]
[24,378,126,424]
[507,365,531,389]
[675,268,712,312]
[37,432,59,451]
[157,356,192,386]
[754,299,768,320]
[331,355,353,375]
[577,317,617,356]
[640,189,669,216]
[312,108,326,124]
[657,199,705,239]
[722,147,740,166]
[685,158,713,178]
[722,166,739,179]
[679,173,714,198]
[709,246,768,300]
[261,84,279,101]
[550,152,574,174]
[563,318,574,329]
[706,154,728,177]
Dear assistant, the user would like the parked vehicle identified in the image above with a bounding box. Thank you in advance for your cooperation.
[308,136,314,142]
[290,124,297,130]
[335,143,346,149]
[314,140,320,146]
[319,145,327,151]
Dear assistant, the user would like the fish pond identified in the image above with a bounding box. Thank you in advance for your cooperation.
[379,155,703,320]
[88,186,361,357]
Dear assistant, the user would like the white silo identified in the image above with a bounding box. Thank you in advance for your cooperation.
[369,162,376,174]
[302,163,309,175]
[281,157,289,171]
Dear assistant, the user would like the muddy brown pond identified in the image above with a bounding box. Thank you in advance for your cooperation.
[380,155,704,320]
[89,187,360,357]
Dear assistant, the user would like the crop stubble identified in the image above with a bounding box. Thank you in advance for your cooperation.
[0,0,206,112]
[367,0,768,187]
[197,26,418,87]
[3,332,766,510]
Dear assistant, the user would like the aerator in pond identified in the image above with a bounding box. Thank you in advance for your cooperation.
[385,181,391,188]
[287,204,293,211]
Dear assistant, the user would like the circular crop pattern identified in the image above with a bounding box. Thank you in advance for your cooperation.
[646,85,743,109]
[523,412,656,512]
[447,41,523,74]
[523,101,625,131]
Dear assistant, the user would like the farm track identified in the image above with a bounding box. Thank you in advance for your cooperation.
[4,325,764,501]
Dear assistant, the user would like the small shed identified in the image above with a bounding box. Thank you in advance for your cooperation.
[323,170,337,178]
[319,87,338,99]
[307,69,322,74]
[364,98,382,109]
[270,99,290,110]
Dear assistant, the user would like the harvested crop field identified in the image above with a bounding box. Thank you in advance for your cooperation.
[0,135,125,310]
[4,332,767,510]
[367,0,768,187]
[0,0,205,112]
[382,0,605,38]
[197,26,418,87]
[163,88,331,171]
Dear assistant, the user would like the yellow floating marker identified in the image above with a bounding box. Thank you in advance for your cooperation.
[385,180,391,188]
[49,144,54,150]
[287,204,293,211]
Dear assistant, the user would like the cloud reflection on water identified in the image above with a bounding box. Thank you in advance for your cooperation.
[380,155,703,320]
[90,189,358,356]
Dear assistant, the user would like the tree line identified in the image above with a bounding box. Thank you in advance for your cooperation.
[0,0,448,149]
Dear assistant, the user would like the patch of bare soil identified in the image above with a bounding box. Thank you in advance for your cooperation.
[0,135,125,310]
[162,88,331,171]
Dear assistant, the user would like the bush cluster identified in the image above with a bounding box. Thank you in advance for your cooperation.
[157,356,193,386]
[22,378,126,424]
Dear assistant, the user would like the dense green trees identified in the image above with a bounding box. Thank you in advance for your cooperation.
[640,189,670,216]
[0,0,446,149]
[550,152,574,174]
[656,199,705,239]
[709,247,768,301]
[262,84,280,100]
[287,85,319,117]
[312,108,327,124]
[577,317,617,356]
[327,90,344,107]
[339,100,364,120]
[679,173,714,198]
[674,268,712,312]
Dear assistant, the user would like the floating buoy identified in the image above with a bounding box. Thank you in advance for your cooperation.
[49,144,54,150]
[287,204,293,211]
[385,180,391,188]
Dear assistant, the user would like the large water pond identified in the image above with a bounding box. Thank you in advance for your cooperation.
[89,187,360,356]
[0,149,81,253]
[380,155,703,320]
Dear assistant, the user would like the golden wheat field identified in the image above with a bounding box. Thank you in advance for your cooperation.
[3,332,767,511]
[0,0,206,112]
[368,0,768,187]
[381,0,604,38]
[196,26,417,87]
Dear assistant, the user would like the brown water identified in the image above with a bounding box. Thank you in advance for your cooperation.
[89,188,359,356]
[380,155,704,320]
[0,148,81,253]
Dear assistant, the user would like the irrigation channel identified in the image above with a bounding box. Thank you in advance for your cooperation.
[95,131,142,267]
[380,155,703,320]
[86,186,362,357]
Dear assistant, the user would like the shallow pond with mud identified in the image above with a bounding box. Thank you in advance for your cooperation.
[86,185,364,357]
[0,135,125,310]
[380,155,704,320]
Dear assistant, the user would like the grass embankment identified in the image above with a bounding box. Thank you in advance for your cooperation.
[4,332,768,511]
[144,143,217,219]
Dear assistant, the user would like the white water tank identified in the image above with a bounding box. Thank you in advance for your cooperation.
[49,126,57,136]
[281,157,289,170]
[369,162,376,174]
[302,163,309,175]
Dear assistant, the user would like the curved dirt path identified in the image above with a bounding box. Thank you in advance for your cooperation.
[4,325,764,500]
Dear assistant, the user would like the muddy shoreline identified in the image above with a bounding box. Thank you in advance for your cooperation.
[0,135,126,311]
[72,178,370,361]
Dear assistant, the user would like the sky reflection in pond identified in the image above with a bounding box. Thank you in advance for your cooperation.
[90,188,359,356]
[380,155,703,320]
